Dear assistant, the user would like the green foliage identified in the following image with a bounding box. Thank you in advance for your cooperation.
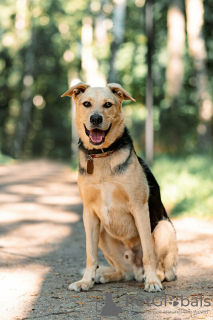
[153,154,213,218]
[0,151,13,164]
[0,0,212,160]
[0,0,88,160]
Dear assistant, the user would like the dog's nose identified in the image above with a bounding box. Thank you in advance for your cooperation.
[90,114,103,125]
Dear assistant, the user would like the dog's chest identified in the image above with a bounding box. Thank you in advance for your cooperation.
[81,181,138,239]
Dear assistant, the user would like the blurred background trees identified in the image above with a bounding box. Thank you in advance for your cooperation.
[0,0,212,162]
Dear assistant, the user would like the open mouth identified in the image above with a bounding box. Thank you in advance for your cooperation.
[84,124,112,146]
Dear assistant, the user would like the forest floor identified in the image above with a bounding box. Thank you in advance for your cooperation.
[0,160,212,320]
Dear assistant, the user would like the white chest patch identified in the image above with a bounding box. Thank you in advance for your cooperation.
[100,183,113,225]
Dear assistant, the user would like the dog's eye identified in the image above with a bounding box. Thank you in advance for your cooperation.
[103,102,112,108]
[83,101,91,108]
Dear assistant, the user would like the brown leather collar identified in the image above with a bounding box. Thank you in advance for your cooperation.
[90,150,114,158]
[78,140,115,156]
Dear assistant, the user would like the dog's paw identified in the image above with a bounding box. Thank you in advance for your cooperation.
[156,268,165,282]
[135,270,145,283]
[99,275,107,283]
[95,272,108,284]
[95,274,111,284]
[68,280,94,292]
[97,274,113,283]
[144,277,163,292]
[94,274,101,283]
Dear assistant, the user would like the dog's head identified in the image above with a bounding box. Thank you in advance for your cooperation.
[61,82,135,149]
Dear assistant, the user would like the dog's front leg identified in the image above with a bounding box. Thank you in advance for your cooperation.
[69,208,100,292]
[133,202,162,292]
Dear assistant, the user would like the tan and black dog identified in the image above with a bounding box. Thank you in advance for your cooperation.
[62,82,178,292]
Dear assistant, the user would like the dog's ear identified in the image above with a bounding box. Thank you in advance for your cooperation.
[107,83,136,102]
[61,82,90,100]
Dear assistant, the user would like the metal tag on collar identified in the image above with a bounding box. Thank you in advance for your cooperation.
[87,154,94,174]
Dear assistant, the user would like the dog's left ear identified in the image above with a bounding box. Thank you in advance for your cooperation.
[107,83,136,102]
[61,81,90,100]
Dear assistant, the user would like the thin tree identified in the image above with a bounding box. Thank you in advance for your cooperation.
[166,0,185,101]
[11,0,34,158]
[81,13,105,86]
[68,74,80,163]
[185,0,212,150]
[94,0,107,86]
[108,0,127,83]
[145,0,153,166]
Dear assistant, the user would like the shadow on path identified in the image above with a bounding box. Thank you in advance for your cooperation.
[0,160,212,320]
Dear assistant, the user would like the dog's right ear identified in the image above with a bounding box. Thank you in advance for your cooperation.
[107,83,136,102]
[61,82,90,100]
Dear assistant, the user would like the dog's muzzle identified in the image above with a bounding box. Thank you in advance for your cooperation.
[84,124,112,146]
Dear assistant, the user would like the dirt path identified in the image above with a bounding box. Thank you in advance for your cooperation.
[0,160,212,320]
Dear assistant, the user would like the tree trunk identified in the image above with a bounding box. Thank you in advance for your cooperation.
[68,73,80,163]
[185,0,212,150]
[145,0,154,166]
[166,0,185,100]
[81,15,105,86]
[11,0,34,158]
[94,0,107,85]
[108,0,127,83]
[95,0,107,45]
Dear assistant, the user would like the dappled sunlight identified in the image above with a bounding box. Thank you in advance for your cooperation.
[4,184,47,195]
[37,195,81,205]
[173,218,213,275]
[0,160,212,319]
[0,266,50,320]
[0,0,213,316]
[5,181,80,196]
[0,203,80,223]
[0,160,82,319]
[195,252,213,269]
[0,222,73,258]
[174,218,213,237]
[0,160,73,184]
[0,193,21,203]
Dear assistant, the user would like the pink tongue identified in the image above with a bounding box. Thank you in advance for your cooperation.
[90,129,105,143]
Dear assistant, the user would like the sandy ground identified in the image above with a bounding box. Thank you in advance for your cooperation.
[0,160,212,320]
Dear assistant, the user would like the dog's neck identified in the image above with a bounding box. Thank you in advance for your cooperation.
[78,127,134,175]
[78,126,133,156]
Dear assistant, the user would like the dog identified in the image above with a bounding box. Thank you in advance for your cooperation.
[61,82,178,293]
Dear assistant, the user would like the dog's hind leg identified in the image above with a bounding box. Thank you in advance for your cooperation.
[152,220,178,282]
[95,266,115,283]
[123,248,144,282]
[96,227,134,284]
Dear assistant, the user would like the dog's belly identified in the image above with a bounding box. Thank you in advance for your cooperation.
[81,182,139,241]
[102,208,138,241]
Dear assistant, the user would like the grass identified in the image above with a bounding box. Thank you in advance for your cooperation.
[152,154,213,219]
[2,148,211,219]
[70,152,213,219]
[0,152,13,164]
